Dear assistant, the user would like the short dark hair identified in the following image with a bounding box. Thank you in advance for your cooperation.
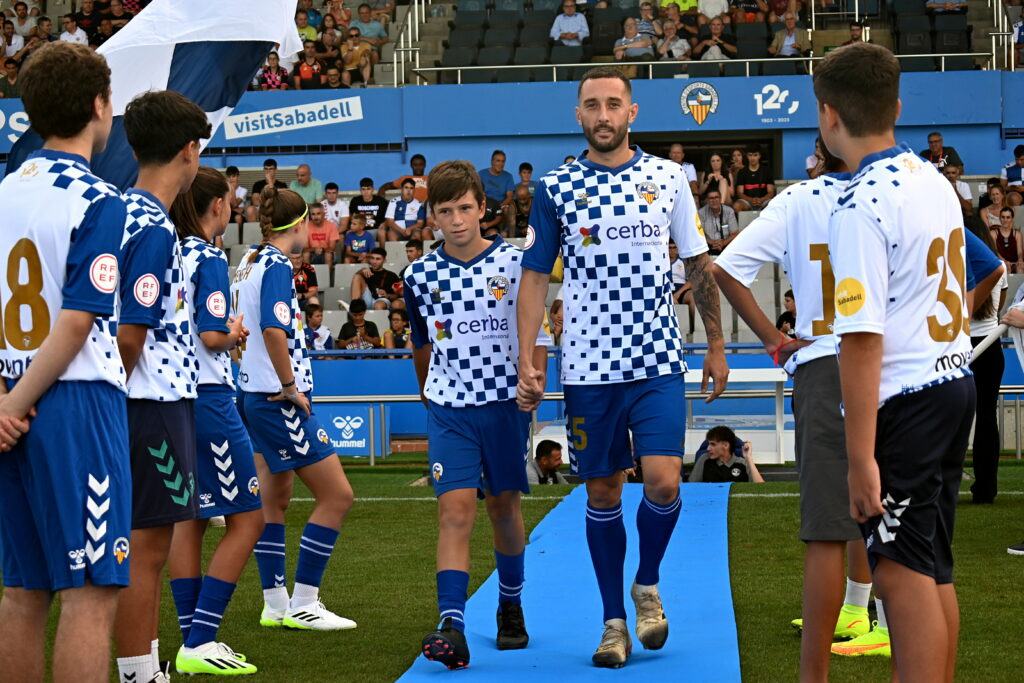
[20,42,110,141]
[813,43,900,137]
[428,160,485,209]
[784,289,794,299]
[349,298,368,314]
[351,213,367,225]
[849,20,862,29]
[370,247,387,258]
[987,176,1002,187]
[358,3,372,9]
[578,65,632,100]
[1015,144,1024,158]
[401,177,416,188]
[410,153,426,163]
[927,131,942,140]
[391,308,409,322]
[536,439,562,460]
[1002,206,1016,218]
[296,9,308,17]
[3,20,12,28]
[38,15,51,25]
[305,302,323,316]
[64,13,76,23]
[14,2,27,9]
[325,181,339,191]
[263,158,278,168]
[406,238,423,252]
[705,425,737,445]
[491,149,506,160]
[4,58,16,68]
[359,176,374,188]
[225,165,239,177]
[124,90,211,166]
[519,162,533,172]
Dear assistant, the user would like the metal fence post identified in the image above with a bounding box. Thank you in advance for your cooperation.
[368,405,376,467]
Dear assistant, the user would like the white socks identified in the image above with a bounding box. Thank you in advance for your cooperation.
[875,598,888,630]
[263,586,289,612]
[117,654,154,683]
[290,582,320,609]
[844,579,872,609]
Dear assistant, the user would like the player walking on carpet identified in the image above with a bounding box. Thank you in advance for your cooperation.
[819,43,976,683]
[167,166,264,675]
[405,161,551,670]
[516,66,729,669]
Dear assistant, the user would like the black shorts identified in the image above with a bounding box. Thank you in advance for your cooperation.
[127,398,199,529]
[863,376,975,584]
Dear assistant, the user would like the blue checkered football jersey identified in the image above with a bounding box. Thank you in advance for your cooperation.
[0,150,127,389]
[180,236,235,389]
[231,244,313,394]
[522,147,707,385]
[404,237,551,408]
[386,196,426,229]
[119,190,198,401]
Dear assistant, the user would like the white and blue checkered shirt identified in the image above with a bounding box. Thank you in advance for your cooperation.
[181,236,235,389]
[405,237,551,407]
[523,147,707,385]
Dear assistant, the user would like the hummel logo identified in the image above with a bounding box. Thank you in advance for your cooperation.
[68,548,86,570]
[274,574,285,587]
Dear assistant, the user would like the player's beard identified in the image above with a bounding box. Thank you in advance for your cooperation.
[583,120,629,155]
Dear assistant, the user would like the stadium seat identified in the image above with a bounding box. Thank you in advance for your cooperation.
[762,59,797,76]
[312,264,330,288]
[723,61,758,77]
[438,47,478,83]
[460,70,494,83]
[686,62,721,78]
[900,56,936,71]
[522,9,556,28]
[514,45,549,64]
[495,66,537,81]
[477,46,514,66]
[650,62,683,78]
[897,17,932,54]
[221,225,241,249]
[736,40,767,60]
[364,310,391,336]
[589,21,621,55]
[735,22,768,42]
[334,264,367,291]
[550,44,584,63]
[593,7,625,24]
[241,222,261,245]
[892,0,925,14]
[322,310,346,337]
[483,27,519,47]
[384,242,408,264]
[613,0,639,8]
[737,210,760,230]
[488,10,523,28]
[532,0,561,11]
[518,24,551,47]
[456,0,487,12]
[935,29,968,54]
[494,0,526,13]
[449,9,487,30]
[446,28,484,49]
[941,55,975,71]
[229,244,250,267]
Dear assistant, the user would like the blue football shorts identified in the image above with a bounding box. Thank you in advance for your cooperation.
[242,392,335,473]
[194,385,262,518]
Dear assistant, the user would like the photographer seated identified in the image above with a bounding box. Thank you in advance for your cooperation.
[688,425,764,483]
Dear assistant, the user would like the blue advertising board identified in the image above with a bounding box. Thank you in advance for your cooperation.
[312,402,389,458]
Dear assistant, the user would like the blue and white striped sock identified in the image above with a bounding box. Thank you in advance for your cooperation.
[437,569,469,632]
[169,576,202,641]
[495,549,524,606]
[586,501,627,622]
[290,523,339,609]
[185,576,236,648]
[254,522,287,590]
[635,493,682,587]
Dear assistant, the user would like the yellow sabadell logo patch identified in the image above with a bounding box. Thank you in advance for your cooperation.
[835,278,866,316]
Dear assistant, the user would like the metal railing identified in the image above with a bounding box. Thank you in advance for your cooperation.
[414,51,991,84]
[810,0,867,32]
[391,0,425,87]
[989,0,1012,71]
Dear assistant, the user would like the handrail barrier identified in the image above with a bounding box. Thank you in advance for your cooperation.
[391,0,425,87]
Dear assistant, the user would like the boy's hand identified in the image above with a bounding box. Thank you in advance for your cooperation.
[516,365,545,412]
[848,459,885,523]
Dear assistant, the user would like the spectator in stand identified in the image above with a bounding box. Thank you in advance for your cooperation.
[339,298,382,350]
[314,28,341,62]
[289,163,324,204]
[943,165,973,217]
[323,64,349,89]
[349,177,390,233]
[225,166,247,228]
[304,203,340,267]
[693,16,736,61]
[925,0,967,15]
[527,441,569,485]
[841,20,869,45]
[378,154,429,202]
[107,0,132,30]
[730,0,766,25]
[34,15,57,42]
[343,214,377,263]
[1015,6,1024,70]
[657,20,692,64]
[3,21,25,60]
[548,298,563,345]
[291,252,320,307]
[349,3,388,65]
[765,0,799,24]
[480,150,516,231]
[805,138,823,179]
[768,11,809,66]
[979,176,1003,211]
[669,240,694,331]
[518,162,537,196]
[325,0,353,28]
[982,185,1008,227]
[3,0,37,18]
[88,17,114,48]
[920,131,963,171]
[1001,144,1024,206]
[697,152,732,205]
[351,247,402,310]
[295,9,318,42]
[0,58,19,98]
[75,0,102,37]
[382,178,426,242]
[727,147,745,183]
[320,12,340,37]
[340,25,373,86]
[383,309,413,351]
[665,2,698,46]
[299,0,323,29]
[248,159,287,220]
[614,17,655,62]
[551,0,589,47]
[292,40,326,89]
[304,303,335,351]
[514,185,532,238]
[59,14,88,44]
[404,239,424,266]
[480,197,506,237]
[367,0,396,24]
[777,289,795,336]
[698,188,738,255]
[733,147,774,211]
[259,51,290,90]
[689,426,765,483]
[322,182,350,231]
[698,0,731,26]
[668,143,699,195]
[637,2,663,40]
[10,3,35,38]
[992,207,1023,273]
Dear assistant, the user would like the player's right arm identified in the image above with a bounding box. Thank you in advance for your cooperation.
[404,278,431,407]
[517,186,559,411]
[195,258,248,353]
[0,195,127,445]
[260,260,310,416]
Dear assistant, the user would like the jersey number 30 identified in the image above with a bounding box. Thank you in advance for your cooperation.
[0,239,50,351]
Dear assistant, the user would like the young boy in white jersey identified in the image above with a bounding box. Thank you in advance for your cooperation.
[817,43,976,682]
[167,166,264,675]
[404,160,550,670]
[233,186,356,632]
[712,142,883,680]
[0,42,129,683]
[516,66,729,668]
[114,89,209,683]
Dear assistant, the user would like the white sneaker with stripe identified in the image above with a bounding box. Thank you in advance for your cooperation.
[283,599,357,631]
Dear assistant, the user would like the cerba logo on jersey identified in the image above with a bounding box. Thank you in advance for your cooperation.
[488,275,509,301]
[579,226,601,247]
[580,220,664,247]
[435,319,452,340]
